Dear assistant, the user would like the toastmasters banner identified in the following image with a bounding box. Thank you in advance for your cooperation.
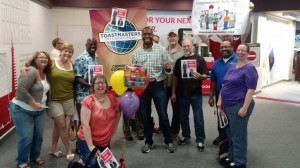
[89,8,147,83]
[191,0,249,35]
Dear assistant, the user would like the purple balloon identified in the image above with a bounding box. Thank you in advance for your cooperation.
[119,91,140,118]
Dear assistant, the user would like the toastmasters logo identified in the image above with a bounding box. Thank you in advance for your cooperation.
[99,19,141,54]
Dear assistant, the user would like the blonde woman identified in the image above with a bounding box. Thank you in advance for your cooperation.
[47,43,76,161]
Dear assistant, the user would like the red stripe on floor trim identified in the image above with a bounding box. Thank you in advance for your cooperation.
[255,96,300,104]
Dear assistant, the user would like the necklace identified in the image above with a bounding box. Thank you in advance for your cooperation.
[95,95,106,104]
[98,97,105,104]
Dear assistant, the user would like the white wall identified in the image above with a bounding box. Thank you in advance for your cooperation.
[50,8,92,61]
[257,13,295,87]
[0,0,51,92]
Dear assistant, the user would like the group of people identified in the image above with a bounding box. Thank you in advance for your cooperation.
[8,37,121,168]
[8,2,257,168]
[130,3,256,168]
[130,24,258,168]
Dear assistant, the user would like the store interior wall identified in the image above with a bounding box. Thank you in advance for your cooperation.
[50,8,92,62]
[257,13,295,87]
[1,1,297,92]
[0,0,52,93]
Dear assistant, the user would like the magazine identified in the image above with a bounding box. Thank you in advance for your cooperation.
[110,7,127,27]
[217,108,228,128]
[181,59,196,78]
[97,148,119,168]
[88,65,103,84]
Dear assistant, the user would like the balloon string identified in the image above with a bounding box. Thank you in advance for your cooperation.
[129,97,133,108]
[121,139,127,157]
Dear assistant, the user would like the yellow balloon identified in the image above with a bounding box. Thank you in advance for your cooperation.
[110,70,127,96]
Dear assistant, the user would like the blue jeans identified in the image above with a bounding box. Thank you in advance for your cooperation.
[224,100,255,166]
[140,81,172,145]
[77,138,109,167]
[8,101,45,165]
[178,93,206,143]
[166,86,180,135]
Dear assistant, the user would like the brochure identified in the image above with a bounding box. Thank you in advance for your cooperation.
[217,108,228,128]
[88,65,103,84]
[97,148,119,168]
[181,59,196,78]
[110,7,127,27]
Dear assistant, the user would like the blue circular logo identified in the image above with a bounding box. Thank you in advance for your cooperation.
[103,20,139,54]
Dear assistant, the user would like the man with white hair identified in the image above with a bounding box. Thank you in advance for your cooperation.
[171,38,208,151]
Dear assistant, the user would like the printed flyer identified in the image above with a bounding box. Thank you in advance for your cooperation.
[97,148,119,168]
[88,65,104,84]
[181,59,197,78]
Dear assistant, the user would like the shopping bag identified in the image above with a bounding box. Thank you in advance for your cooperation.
[68,120,78,141]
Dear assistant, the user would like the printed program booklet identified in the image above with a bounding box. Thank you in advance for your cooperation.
[88,65,103,84]
[97,147,119,168]
[217,108,228,128]
[181,59,196,78]
[110,7,127,27]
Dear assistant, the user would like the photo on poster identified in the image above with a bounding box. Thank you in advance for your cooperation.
[97,148,119,168]
[110,7,127,27]
[88,65,104,84]
[181,59,196,78]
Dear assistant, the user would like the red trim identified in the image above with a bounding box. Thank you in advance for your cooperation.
[255,96,300,105]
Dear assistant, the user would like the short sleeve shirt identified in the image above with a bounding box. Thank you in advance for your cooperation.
[77,94,119,147]
[132,44,173,82]
[173,55,208,96]
[221,63,258,107]
[74,51,99,103]
[210,53,237,94]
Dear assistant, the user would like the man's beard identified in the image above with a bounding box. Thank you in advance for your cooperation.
[184,50,192,56]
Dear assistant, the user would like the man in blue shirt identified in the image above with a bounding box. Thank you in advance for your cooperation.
[208,40,237,145]
[74,38,99,123]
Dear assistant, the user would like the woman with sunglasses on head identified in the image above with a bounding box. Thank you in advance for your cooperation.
[8,51,52,168]
[76,74,121,167]
[217,43,258,168]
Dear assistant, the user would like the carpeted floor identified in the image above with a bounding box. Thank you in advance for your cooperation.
[0,80,299,168]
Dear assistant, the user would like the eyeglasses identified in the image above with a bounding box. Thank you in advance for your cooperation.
[37,56,48,60]
[236,49,248,53]
[94,82,106,85]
